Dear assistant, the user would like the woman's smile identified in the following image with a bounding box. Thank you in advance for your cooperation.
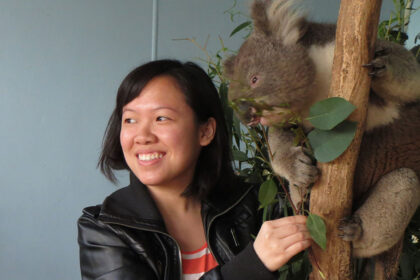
[136,152,166,166]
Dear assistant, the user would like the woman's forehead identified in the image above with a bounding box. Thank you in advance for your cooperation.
[122,76,190,113]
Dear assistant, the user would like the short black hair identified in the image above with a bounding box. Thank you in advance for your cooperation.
[98,59,233,200]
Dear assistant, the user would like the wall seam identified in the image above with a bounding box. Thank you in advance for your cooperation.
[151,0,158,60]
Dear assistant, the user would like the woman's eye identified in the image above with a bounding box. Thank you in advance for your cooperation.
[124,118,136,124]
[156,116,169,122]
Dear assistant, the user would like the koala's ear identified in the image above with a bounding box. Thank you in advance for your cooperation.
[223,55,236,79]
[251,0,271,36]
[267,0,307,46]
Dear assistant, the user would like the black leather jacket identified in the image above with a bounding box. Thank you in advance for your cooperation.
[77,174,277,280]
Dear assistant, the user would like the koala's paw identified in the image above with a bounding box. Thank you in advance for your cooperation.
[273,146,319,190]
[363,48,390,78]
[338,215,363,242]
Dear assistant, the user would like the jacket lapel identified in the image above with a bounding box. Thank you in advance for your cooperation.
[98,172,166,232]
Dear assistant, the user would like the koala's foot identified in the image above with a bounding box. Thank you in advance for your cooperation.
[349,168,420,258]
[338,215,363,242]
[363,48,389,78]
[364,60,386,78]
[276,146,318,188]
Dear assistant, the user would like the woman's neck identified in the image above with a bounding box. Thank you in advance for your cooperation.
[149,186,199,215]
[146,185,206,252]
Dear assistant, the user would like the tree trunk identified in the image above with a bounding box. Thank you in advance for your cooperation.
[309,1,382,279]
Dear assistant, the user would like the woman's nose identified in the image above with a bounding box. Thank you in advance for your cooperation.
[134,123,157,145]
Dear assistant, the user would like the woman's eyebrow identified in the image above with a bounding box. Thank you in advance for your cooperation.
[122,108,136,114]
[153,106,179,113]
[122,106,179,113]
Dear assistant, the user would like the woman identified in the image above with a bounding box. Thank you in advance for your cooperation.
[78,59,312,280]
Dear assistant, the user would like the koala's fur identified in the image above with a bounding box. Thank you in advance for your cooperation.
[223,0,420,278]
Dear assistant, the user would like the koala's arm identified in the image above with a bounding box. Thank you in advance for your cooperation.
[339,168,420,258]
[369,40,420,103]
[268,127,318,207]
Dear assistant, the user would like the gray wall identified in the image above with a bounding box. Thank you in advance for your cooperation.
[0,1,416,279]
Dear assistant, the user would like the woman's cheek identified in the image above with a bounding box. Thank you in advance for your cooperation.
[120,129,133,151]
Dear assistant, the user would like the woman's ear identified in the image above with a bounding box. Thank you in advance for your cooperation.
[199,117,217,147]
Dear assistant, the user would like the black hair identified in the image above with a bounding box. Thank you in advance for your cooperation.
[98,59,233,200]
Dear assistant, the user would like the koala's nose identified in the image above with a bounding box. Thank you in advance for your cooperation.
[234,100,257,124]
[237,100,252,113]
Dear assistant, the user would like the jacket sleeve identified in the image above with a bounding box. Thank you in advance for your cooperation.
[77,211,158,280]
[199,243,278,280]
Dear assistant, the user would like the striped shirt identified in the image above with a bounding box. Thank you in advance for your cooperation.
[181,243,218,280]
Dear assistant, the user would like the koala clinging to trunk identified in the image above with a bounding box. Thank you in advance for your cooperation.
[223,0,420,278]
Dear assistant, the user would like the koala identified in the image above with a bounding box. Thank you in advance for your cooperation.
[223,0,420,278]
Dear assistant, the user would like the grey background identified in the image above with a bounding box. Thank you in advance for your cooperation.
[1,0,418,279]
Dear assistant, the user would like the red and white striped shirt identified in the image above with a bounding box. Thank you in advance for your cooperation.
[181,243,218,280]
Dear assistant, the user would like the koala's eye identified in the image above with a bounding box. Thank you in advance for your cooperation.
[250,75,259,87]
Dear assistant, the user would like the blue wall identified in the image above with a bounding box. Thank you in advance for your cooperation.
[407,7,420,49]
[0,1,416,279]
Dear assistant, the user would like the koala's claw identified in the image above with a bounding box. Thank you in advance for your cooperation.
[373,47,390,58]
[338,216,363,242]
[363,61,387,78]
[363,46,393,78]
[287,146,319,189]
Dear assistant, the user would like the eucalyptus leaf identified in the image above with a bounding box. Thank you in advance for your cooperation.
[399,253,414,280]
[415,255,420,271]
[307,214,327,250]
[219,83,234,136]
[306,97,356,130]
[233,114,242,147]
[262,169,271,176]
[291,259,303,274]
[278,267,289,280]
[248,128,259,141]
[230,21,252,37]
[308,121,357,163]
[258,179,278,208]
[232,149,248,162]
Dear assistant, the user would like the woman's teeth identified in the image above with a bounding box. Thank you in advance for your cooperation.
[138,153,163,161]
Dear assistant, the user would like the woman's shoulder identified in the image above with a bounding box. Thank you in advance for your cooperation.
[77,185,132,231]
[80,204,102,220]
[77,185,131,220]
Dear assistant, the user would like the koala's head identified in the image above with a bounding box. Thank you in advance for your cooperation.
[223,0,315,126]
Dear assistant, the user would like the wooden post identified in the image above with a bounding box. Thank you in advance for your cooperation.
[309,1,382,279]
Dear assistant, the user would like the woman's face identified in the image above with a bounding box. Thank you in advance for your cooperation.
[120,75,214,192]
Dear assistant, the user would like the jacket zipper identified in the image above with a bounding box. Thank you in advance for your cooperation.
[102,221,182,280]
[205,185,254,264]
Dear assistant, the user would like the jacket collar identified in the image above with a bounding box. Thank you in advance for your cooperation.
[98,172,254,232]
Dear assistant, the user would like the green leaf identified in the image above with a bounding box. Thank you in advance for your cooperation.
[278,268,289,280]
[399,253,414,280]
[262,169,271,176]
[232,114,242,147]
[306,97,356,130]
[307,214,327,250]
[278,264,289,272]
[232,149,248,162]
[308,121,357,163]
[291,259,303,274]
[258,179,277,208]
[229,21,252,37]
